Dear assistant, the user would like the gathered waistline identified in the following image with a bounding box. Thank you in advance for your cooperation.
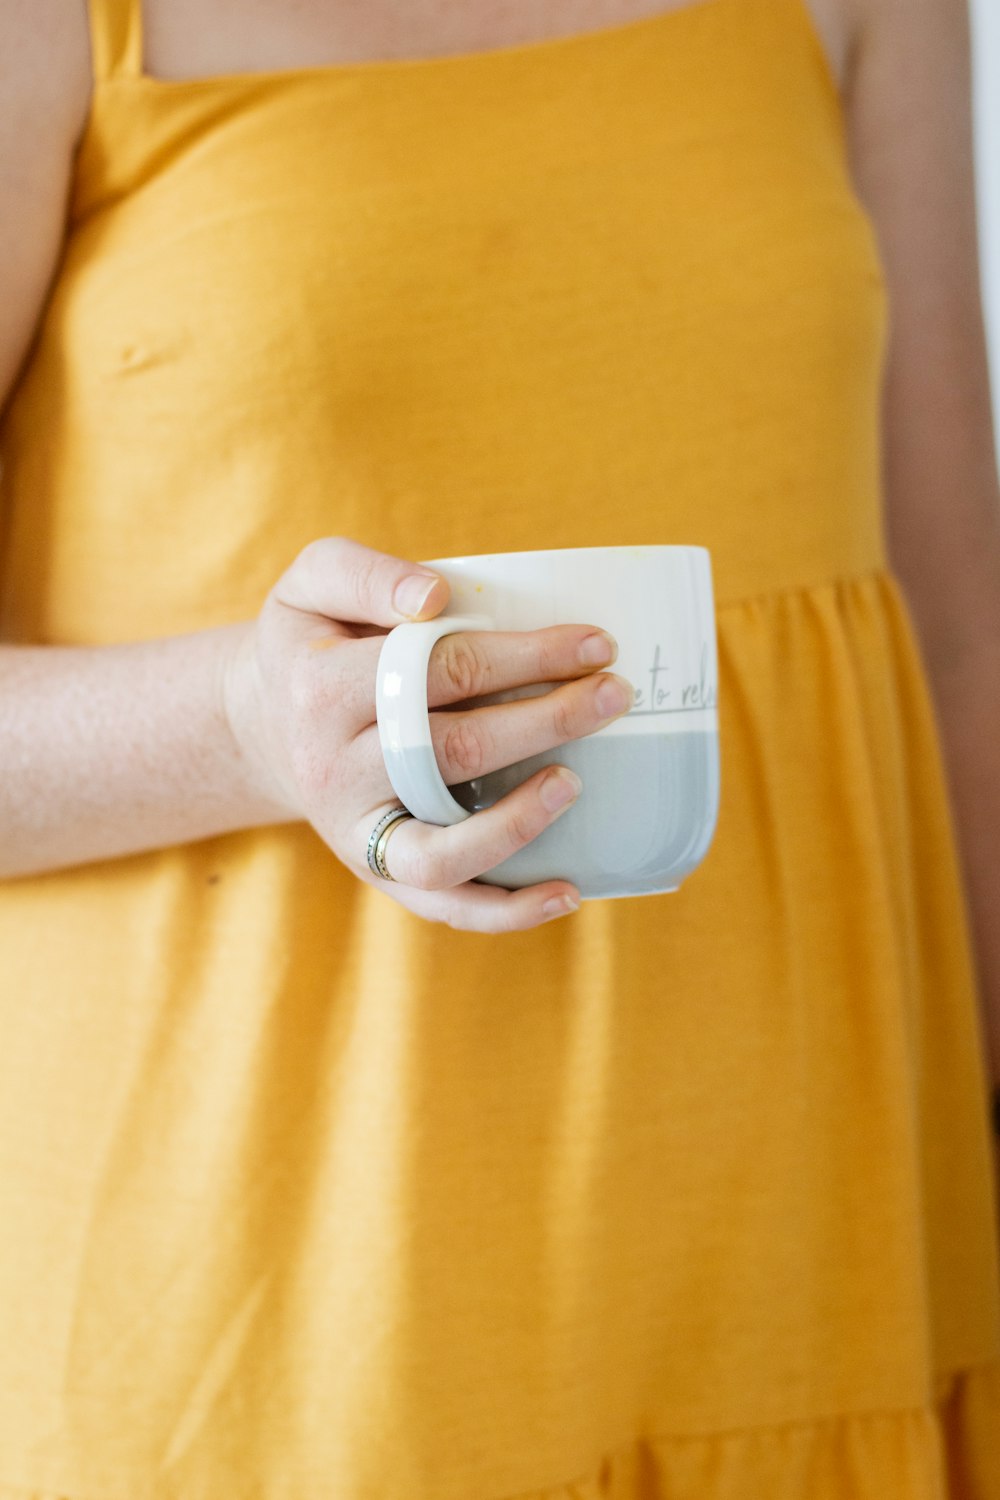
[712,562,894,614]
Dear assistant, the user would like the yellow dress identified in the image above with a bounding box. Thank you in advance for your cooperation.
[1,0,998,1494]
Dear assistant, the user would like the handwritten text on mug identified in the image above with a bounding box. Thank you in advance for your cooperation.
[628,641,717,715]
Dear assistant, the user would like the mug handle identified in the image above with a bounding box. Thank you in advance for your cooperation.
[375,614,495,825]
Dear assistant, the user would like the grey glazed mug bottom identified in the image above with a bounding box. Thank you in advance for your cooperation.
[449,729,720,901]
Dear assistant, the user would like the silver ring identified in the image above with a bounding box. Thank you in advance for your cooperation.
[366,807,414,881]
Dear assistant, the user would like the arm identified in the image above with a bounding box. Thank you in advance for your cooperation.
[0,629,289,878]
[0,5,598,937]
[0,0,279,878]
[843,0,1000,1093]
[0,0,88,398]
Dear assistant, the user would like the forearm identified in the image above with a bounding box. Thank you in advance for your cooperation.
[0,624,287,880]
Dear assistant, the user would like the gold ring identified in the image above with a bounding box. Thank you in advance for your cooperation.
[366,807,413,881]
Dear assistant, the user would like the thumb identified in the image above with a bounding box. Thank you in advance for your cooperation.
[274,536,450,629]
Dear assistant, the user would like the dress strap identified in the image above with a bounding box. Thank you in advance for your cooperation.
[86,0,144,83]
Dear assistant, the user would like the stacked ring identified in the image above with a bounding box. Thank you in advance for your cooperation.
[366,807,414,882]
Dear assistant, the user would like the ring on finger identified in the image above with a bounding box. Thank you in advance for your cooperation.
[367,806,415,881]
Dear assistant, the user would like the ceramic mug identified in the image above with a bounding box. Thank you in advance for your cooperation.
[375,545,720,899]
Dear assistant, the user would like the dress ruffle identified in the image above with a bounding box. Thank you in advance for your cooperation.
[502,1361,1000,1499]
[510,1361,1000,1500]
[1,1363,997,1500]
[2,569,998,1500]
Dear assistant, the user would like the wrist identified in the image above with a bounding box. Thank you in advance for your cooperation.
[217,620,301,824]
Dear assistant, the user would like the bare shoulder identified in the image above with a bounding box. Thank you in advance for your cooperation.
[0,0,92,408]
[0,0,91,176]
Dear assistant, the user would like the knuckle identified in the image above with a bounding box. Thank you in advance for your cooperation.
[434,888,521,936]
[442,898,467,930]
[507,805,541,849]
[489,898,522,935]
[346,551,383,616]
[309,534,347,563]
[532,631,563,681]
[407,842,448,892]
[551,691,578,742]
[295,535,343,582]
[439,636,488,701]
[297,537,323,569]
[441,718,487,779]
[289,539,318,578]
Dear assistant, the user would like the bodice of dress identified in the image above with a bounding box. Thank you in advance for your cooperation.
[0,0,887,642]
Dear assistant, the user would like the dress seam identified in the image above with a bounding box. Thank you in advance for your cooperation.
[715,563,891,613]
[0,1359,995,1500]
[495,1363,1000,1500]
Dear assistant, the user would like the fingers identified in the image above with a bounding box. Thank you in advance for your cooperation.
[422,624,620,708]
[350,664,632,795]
[386,875,583,934]
[427,671,634,784]
[357,764,586,931]
[269,536,451,638]
[300,621,624,737]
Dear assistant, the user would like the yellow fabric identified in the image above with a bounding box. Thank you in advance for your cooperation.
[1,0,999,1494]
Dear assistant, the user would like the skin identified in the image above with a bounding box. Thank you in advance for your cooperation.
[0,0,998,968]
[136,0,853,86]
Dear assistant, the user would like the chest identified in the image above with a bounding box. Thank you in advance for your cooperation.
[142,0,854,96]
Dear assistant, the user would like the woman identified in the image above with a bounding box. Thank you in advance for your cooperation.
[1,0,998,1494]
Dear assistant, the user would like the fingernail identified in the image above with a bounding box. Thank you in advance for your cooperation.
[578,631,618,666]
[394,574,441,619]
[595,674,634,718]
[543,893,581,918]
[539,768,582,811]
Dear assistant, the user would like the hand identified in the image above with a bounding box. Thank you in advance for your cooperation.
[222,536,634,932]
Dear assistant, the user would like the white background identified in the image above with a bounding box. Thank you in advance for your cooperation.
[971,0,999,460]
